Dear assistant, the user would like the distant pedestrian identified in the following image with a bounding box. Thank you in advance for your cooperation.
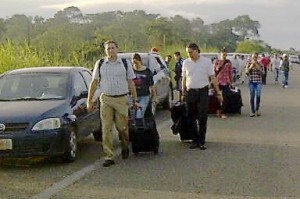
[231,54,240,83]
[280,54,290,88]
[238,55,247,84]
[270,54,281,84]
[245,52,265,117]
[181,42,222,150]
[260,54,270,85]
[173,51,184,101]
[165,55,172,68]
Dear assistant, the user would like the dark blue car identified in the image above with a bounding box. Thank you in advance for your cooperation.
[0,67,102,162]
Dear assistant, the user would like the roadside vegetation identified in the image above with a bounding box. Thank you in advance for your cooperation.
[0,7,297,73]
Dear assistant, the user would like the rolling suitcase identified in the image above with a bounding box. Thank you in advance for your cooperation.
[129,104,159,154]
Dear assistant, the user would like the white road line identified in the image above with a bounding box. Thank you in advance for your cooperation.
[29,119,171,199]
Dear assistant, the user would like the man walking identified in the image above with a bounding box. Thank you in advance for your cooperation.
[87,40,137,167]
[173,51,184,101]
[280,54,290,88]
[181,43,222,150]
[270,54,281,84]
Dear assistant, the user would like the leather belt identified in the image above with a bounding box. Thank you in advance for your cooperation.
[187,86,208,92]
[105,93,128,97]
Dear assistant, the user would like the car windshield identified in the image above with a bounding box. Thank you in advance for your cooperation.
[0,72,69,101]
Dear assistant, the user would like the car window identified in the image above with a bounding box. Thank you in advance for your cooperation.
[0,73,68,100]
[73,72,87,97]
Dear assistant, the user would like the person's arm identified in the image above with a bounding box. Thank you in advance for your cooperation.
[87,79,98,112]
[150,85,158,104]
[210,75,223,102]
[181,76,187,101]
[128,79,138,103]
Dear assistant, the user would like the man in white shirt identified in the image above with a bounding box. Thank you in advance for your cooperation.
[181,43,222,150]
[238,55,247,84]
[270,54,281,84]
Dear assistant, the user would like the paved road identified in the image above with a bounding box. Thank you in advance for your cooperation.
[1,67,300,199]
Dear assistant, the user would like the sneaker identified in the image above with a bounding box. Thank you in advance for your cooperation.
[249,113,255,117]
[102,159,115,167]
[199,145,207,150]
[221,114,227,119]
[121,147,129,159]
[284,85,288,88]
[256,111,261,117]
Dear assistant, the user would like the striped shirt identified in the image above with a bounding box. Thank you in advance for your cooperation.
[92,57,135,96]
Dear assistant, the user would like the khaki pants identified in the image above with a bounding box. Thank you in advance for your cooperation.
[100,94,129,160]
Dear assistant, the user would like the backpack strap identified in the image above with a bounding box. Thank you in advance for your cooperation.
[98,58,128,79]
[121,58,128,71]
[98,58,105,79]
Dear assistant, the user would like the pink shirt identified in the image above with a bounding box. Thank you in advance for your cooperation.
[214,59,233,86]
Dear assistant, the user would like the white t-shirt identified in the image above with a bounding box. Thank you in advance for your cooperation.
[182,55,214,89]
[271,57,281,70]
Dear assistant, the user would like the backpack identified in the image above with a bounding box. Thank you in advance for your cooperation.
[98,58,128,79]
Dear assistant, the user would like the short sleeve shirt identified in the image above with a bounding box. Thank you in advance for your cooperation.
[182,55,214,89]
[92,57,135,95]
[133,68,154,97]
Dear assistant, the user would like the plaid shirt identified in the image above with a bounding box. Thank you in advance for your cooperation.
[213,59,233,85]
[247,63,264,83]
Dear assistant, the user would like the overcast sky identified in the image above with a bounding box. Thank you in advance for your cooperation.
[1,0,299,51]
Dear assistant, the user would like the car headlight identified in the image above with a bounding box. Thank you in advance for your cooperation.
[32,118,61,131]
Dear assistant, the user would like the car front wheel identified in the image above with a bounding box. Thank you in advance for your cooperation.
[62,129,77,163]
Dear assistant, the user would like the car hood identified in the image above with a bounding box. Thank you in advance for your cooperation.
[0,100,67,122]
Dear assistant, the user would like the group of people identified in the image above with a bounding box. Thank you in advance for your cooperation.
[86,39,291,167]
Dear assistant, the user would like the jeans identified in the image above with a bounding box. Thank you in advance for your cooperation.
[248,82,262,114]
[274,68,279,82]
[128,95,150,118]
[282,71,289,86]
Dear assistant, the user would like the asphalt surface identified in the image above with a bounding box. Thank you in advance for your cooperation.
[1,66,300,199]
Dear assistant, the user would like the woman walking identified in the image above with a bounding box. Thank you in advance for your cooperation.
[245,52,265,117]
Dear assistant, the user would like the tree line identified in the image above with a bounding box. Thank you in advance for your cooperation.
[0,6,286,72]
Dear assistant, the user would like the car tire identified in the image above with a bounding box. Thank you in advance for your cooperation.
[62,128,77,163]
[92,129,102,142]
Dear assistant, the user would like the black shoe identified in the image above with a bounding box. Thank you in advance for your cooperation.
[121,147,129,159]
[189,142,200,149]
[102,159,115,167]
[199,145,207,150]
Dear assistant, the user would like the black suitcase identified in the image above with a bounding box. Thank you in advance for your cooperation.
[129,104,159,154]
[224,87,243,114]
[170,101,194,141]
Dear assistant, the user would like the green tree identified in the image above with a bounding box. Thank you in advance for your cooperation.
[236,40,264,53]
